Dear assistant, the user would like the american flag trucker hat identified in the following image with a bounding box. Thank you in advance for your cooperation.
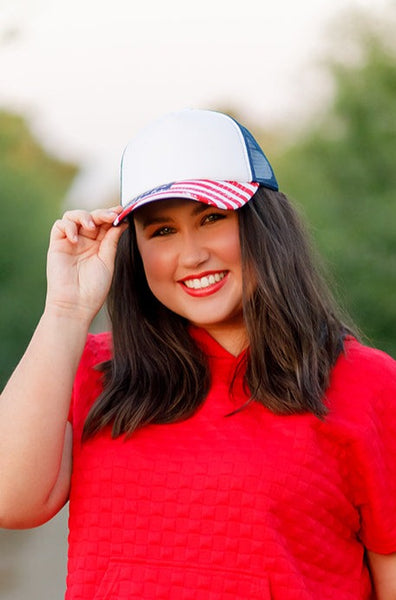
[113,109,278,226]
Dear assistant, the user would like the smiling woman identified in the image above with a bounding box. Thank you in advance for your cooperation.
[1,109,396,600]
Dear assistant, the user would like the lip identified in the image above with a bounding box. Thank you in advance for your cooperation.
[178,270,229,297]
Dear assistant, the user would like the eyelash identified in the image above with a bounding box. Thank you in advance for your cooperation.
[152,226,175,237]
[151,212,226,237]
[203,212,226,224]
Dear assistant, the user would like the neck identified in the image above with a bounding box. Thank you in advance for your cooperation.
[199,323,248,356]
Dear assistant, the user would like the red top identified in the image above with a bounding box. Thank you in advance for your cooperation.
[67,329,396,599]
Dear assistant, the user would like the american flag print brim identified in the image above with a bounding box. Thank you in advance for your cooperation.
[113,180,260,225]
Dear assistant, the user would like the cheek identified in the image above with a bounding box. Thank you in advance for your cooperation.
[230,235,242,267]
[218,226,242,272]
[138,244,174,289]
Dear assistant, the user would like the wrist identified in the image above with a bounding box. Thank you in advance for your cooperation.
[43,301,95,329]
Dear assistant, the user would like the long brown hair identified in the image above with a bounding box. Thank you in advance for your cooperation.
[83,187,354,439]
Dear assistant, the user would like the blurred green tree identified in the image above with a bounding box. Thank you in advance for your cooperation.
[274,25,396,357]
[0,111,78,387]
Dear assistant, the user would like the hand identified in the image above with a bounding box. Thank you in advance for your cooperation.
[45,207,128,323]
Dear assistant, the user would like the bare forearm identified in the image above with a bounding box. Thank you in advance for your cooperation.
[0,207,125,527]
[368,551,396,600]
[0,307,89,524]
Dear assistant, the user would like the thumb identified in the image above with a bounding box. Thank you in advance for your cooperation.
[99,223,129,270]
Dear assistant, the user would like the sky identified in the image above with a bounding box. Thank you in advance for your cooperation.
[0,0,393,206]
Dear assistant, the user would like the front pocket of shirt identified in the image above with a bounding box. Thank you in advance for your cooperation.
[93,558,272,599]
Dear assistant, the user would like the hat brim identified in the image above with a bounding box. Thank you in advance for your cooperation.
[113,180,260,226]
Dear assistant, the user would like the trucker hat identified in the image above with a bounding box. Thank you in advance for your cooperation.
[113,108,278,226]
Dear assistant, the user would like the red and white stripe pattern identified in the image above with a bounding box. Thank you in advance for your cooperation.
[114,180,259,225]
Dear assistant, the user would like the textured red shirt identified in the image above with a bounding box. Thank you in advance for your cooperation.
[67,329,396,599]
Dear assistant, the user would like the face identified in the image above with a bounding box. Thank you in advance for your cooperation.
[134,198,245,339]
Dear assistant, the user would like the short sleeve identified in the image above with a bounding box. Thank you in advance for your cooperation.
[347,348,396,553]
[68,332,112,435]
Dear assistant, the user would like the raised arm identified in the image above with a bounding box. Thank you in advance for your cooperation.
[0,207,127,528]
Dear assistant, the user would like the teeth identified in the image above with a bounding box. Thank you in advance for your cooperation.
[184,272,226,289]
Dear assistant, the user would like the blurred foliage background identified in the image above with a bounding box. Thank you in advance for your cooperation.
[0,16,395,392]
[0,112,78,387]
[272,25,396,355]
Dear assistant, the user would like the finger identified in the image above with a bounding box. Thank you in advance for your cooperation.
[51,218,79,244]
[59,218,94,244]
[107,205,123,214]
[90,208,121,225]
[62,210,96,230]
[84,210,125,243]
[50,209,122,244]
[98,222,129,268]
[52,211,105,244]
[51,211,94,242]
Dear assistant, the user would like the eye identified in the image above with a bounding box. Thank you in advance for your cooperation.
[151,225,176,237]
[202,212,226,225]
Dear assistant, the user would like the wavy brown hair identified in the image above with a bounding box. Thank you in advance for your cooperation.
[82,187,354,439]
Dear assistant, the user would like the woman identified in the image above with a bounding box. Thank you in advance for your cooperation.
[1,109,395,599]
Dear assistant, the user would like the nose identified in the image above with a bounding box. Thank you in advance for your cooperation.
[179,231,210,269]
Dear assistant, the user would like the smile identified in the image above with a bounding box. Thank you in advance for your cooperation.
[183,272,226,290]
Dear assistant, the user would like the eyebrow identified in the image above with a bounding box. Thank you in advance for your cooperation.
[139,202,213,229]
